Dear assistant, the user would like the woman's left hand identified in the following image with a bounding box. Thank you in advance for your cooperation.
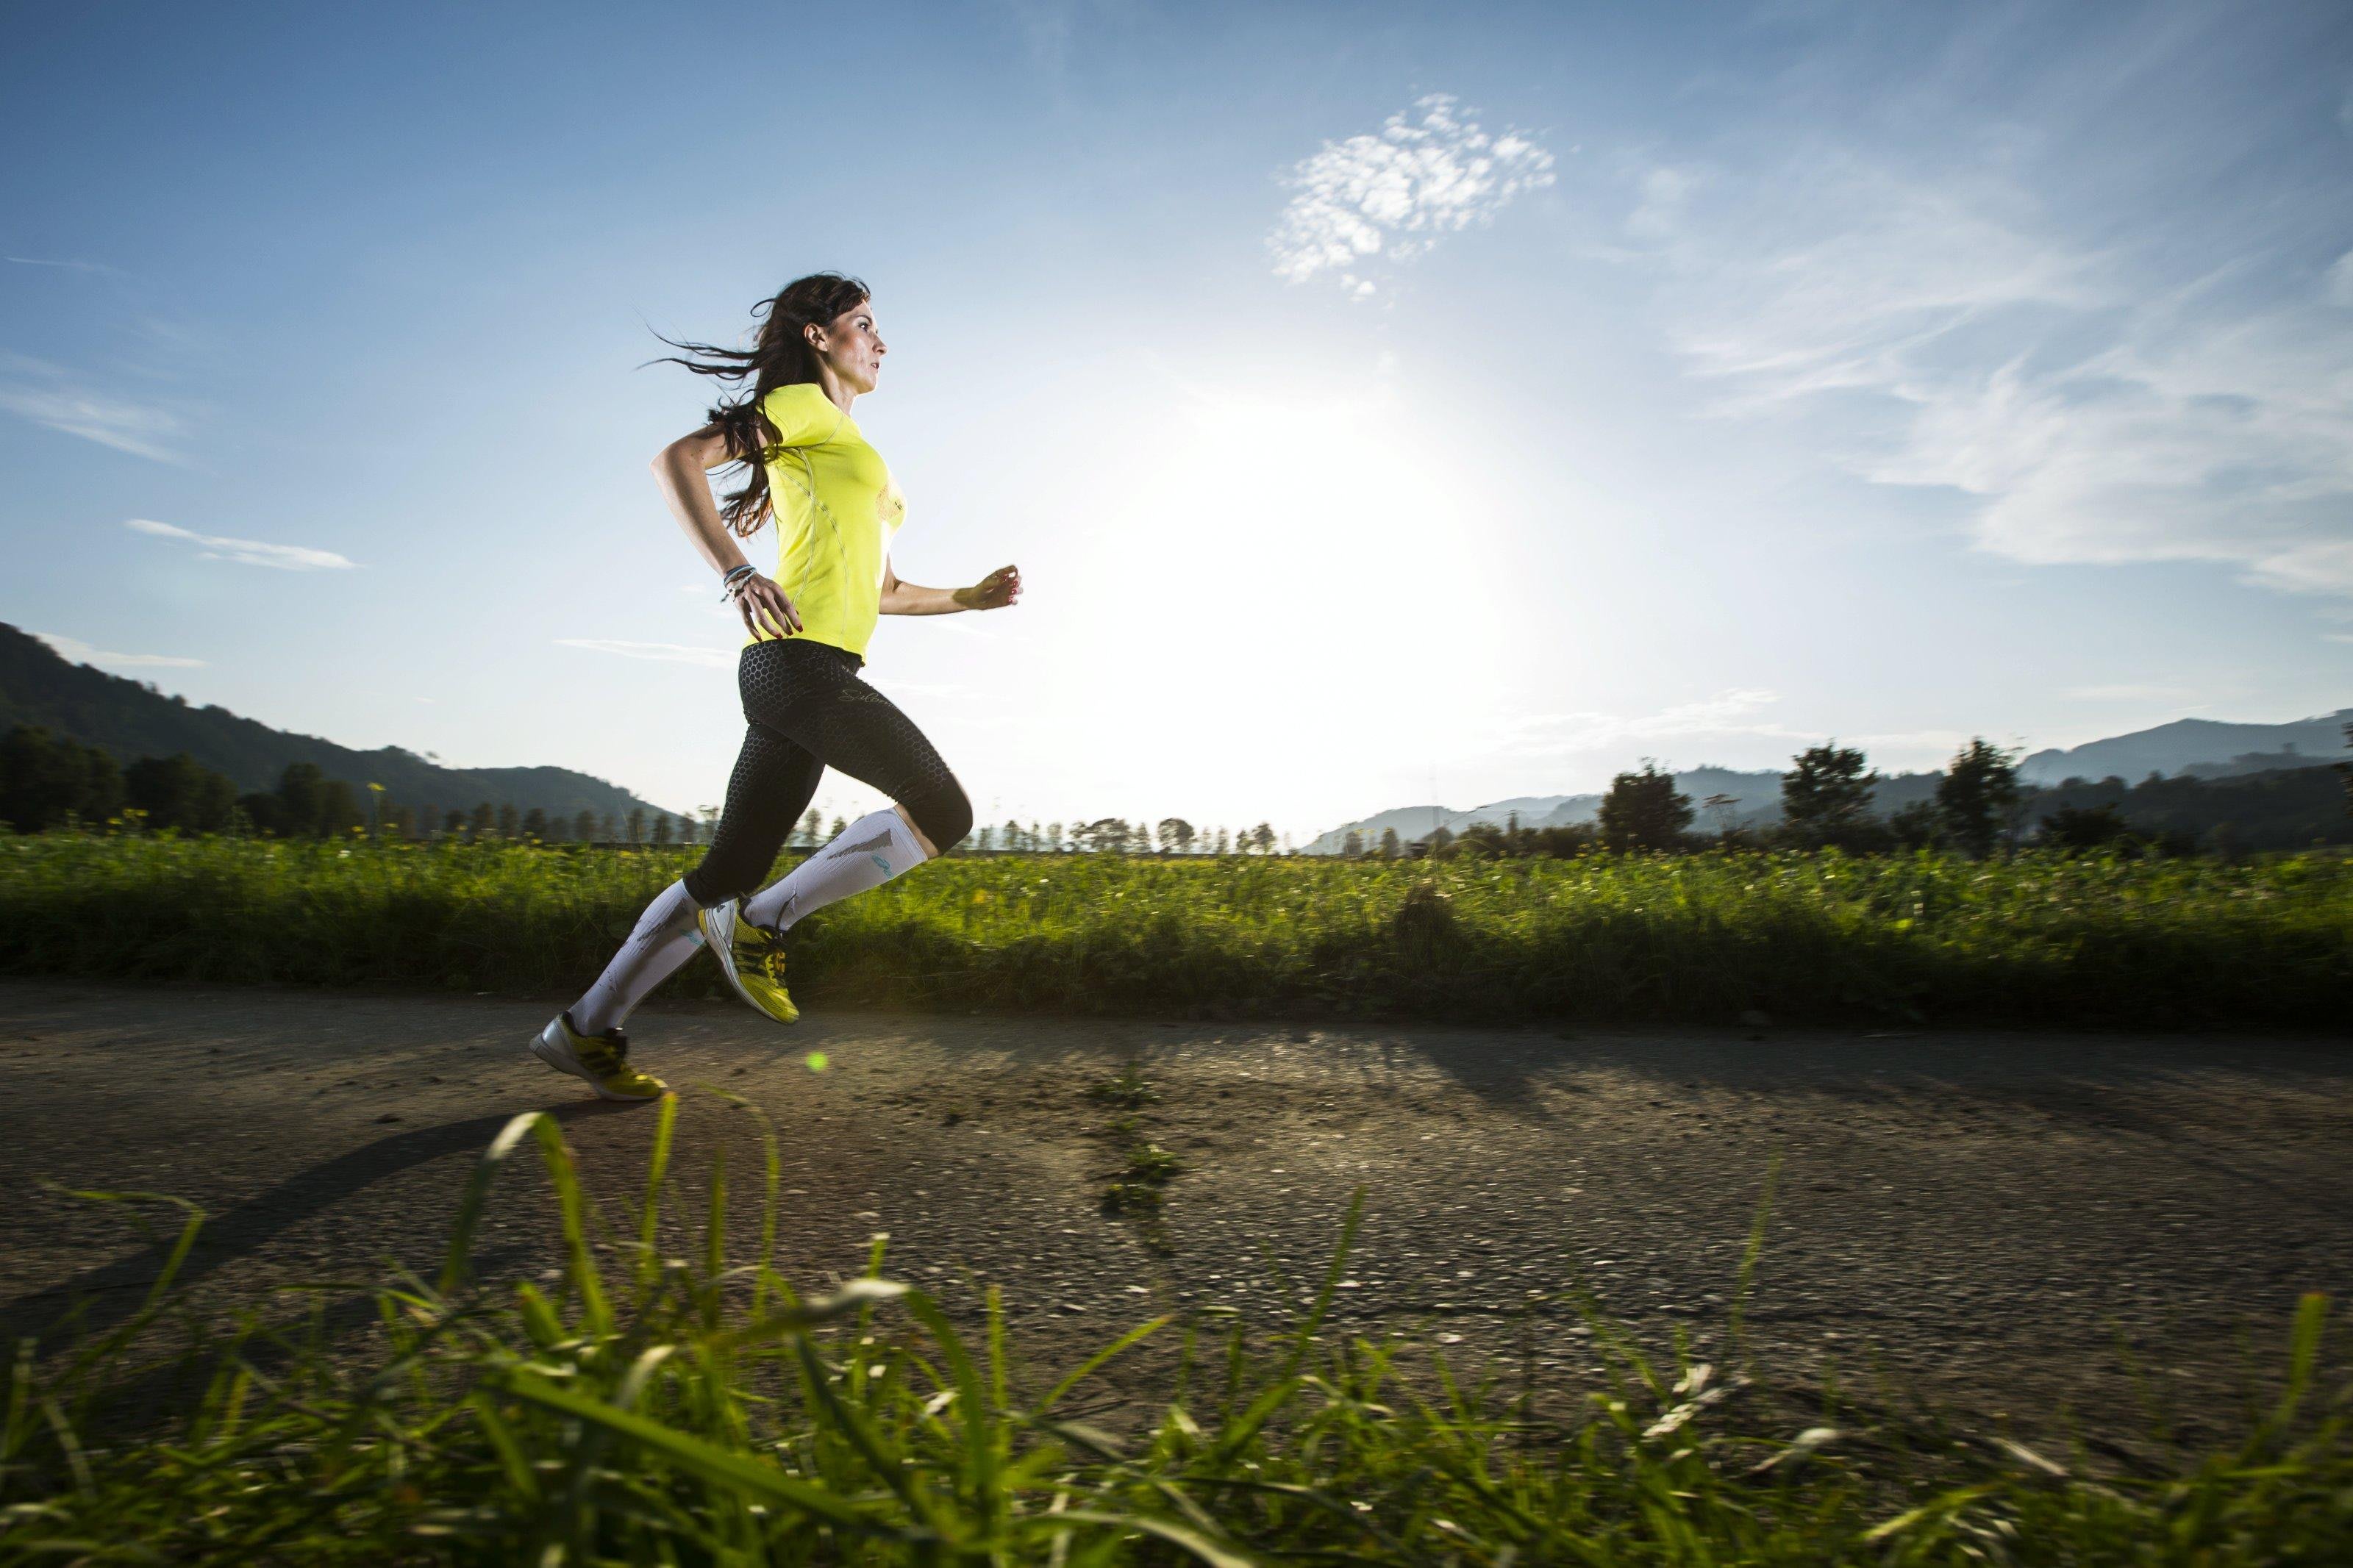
[953,565,1022,611]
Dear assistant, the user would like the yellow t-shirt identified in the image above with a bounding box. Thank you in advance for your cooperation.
[748,382,906,659]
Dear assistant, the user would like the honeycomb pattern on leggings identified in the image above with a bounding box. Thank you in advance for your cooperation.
[686,640,968,901]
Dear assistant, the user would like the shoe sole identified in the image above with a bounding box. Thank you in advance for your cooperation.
[701,902,799,1025]
[532,1019,665,1103]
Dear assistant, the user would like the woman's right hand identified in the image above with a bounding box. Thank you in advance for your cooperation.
[731,573,803,640]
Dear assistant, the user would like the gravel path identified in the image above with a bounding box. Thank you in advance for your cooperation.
[4,981,2348,1442]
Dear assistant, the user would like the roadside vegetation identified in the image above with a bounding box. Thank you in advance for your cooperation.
[4,1104,2346,1564]
[2,831,2347,1028]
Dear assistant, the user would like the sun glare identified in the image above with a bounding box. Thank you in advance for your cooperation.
[1031,370,1524,822]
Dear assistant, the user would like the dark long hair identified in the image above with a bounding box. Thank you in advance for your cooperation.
[653,272,871,536]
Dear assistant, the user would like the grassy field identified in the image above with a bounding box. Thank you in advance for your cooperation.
[2,833,2349,1027]
[4,1100,2346,1564]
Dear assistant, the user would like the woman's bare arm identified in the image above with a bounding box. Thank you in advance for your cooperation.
[879,561,1022,616]
[650,425,801,638]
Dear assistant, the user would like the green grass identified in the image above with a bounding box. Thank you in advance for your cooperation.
[4,834,2350,1026]
[4,1104,2347,1564]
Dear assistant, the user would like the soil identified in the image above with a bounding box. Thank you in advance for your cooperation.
[4,980,2349,1448]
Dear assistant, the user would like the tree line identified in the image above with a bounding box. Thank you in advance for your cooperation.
[1344,728,2353,861]
[0,728,1292,856]
[13,720,2346,857]
[963,820,1283,856]
[0,726,694,844]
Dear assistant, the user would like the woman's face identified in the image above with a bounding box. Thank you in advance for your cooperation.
[808,300,885,394]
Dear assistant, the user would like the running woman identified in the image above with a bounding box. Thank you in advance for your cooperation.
[532,273,1020,1100]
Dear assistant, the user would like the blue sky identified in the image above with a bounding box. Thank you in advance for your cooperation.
[6,0,2350,837]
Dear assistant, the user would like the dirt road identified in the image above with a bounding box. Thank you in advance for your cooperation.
[4,981,2348,1440]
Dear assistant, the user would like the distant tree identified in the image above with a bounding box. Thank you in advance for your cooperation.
[625,807,646,845]
[1781,743,1878,845]
[1885,801,1937,850]
[976,823,995,851]
[1,726,124,831]
[2340,720,2352,816]
[1424,824,1453,856]
[601,812,620,842]
[1598,761,1693,851]
[318,780,363,837]
[1131,819,1154,855]
[1047,821,1064,852]
[797,808,821,847]
[496,803,521,840]
[1452,823,1509,858]
[1001,817,1023,851]
[277,762,327,836]
[238,792,288,836]
[1157,817,1195,855]
[124,753,238,832]
[574,809,596,842]
[1074,817,1129,853]
[1341,828,1364,859]
[829,815,847,839]
[1701,792,1741,839]
[388,804,417,839]
[2040,802,2133,853]
[471,802,497,840]
[1210,826,1229,856]
[650,812,673,846]
[1378,825,1400,859]
[448,808,471,837]
[1936,739,2021,858]
[676,816,698,845]
[522,807,549,840]
[1249,823,1276,855]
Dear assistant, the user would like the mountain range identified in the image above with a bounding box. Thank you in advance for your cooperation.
[1,623,682,823]
[2017,712,2353,784]
[1305,707,2352,853]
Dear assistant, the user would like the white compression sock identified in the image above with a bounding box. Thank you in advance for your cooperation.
[743,808,929,931]
[569,878,705,1035]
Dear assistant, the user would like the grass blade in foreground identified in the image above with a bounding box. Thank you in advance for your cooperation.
[0,1110,2346,1564]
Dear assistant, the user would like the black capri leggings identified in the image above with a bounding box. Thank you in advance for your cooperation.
[682,640,971,906]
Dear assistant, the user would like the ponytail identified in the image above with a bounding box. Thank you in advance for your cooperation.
[650,272,871,537]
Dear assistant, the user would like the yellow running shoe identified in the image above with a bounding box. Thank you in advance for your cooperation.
[531,1013,668,1102]
[698,898,801,1025]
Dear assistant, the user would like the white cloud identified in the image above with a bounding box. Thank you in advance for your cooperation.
[554,638,734,667]
[1621,148,2353,598]
[1269,94,1554,294]
[1502,687,1810,757]
[5,254,126,276]
[125,517,358,571]
[0,359,189,462]
[33,631,206,670]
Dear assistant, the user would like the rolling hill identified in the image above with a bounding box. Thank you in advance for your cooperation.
[2018,709,2353,784]
[1,623,682,823]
